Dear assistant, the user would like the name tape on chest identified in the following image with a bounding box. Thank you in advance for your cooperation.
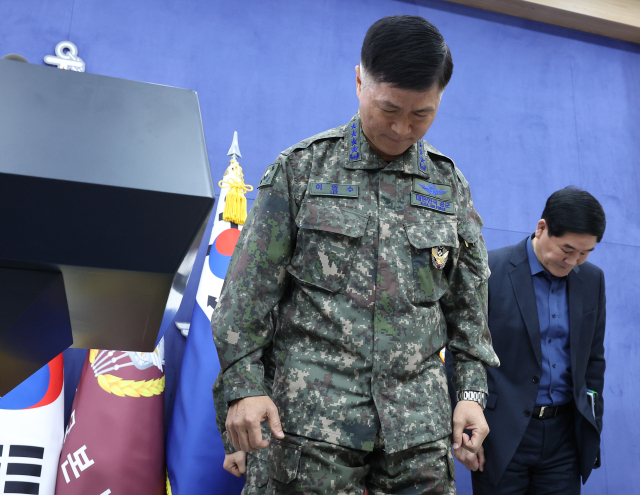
[258,162,281,189]
[309,182,359,198]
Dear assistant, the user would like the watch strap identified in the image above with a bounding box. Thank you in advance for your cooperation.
[456,390,487,410]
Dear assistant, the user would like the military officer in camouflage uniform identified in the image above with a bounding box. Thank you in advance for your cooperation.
[213,15,500,494]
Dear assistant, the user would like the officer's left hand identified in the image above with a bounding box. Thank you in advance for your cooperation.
[223,451,247,477]
[452,400,489,454]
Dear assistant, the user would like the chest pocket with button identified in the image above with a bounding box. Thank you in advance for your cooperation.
[405,217,458,303]
[287,202,368,293]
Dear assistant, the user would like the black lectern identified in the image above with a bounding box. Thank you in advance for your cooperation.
[0,59,214,396]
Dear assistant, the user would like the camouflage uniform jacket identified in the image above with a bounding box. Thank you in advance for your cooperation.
[212,113,500,454]
[214,311,277,460]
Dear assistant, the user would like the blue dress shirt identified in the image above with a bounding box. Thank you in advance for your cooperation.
[526,235,573,406]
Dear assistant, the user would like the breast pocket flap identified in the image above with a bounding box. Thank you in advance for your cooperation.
[289,202,368,293]
[296,202,368,238]
[405,218,457,249]
[456,220,480,245]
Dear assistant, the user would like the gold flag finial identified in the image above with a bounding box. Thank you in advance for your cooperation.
[218,132,253,224]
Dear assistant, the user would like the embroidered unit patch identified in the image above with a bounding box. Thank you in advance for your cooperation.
[412,179,452,201]
[411,193,454,214]
[421,183,446,196]
[309,182,359,198]
[258,162,281,189]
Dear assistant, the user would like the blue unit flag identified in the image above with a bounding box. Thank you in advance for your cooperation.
[166,164,245,495]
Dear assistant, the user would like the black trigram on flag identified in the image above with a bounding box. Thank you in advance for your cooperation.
[0,444,44,495]
[218,211,239,229]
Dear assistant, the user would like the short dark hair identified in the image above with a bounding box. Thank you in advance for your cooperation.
[542,187,606,242]
[360,15,453,92]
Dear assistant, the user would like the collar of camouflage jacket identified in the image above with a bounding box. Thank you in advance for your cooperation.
[342,113,451,180]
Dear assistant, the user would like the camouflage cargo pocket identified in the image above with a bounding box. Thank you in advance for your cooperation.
[288,202,368,293]
[245,451,269,489]
[267,437,302,484]
[404,218,457,303]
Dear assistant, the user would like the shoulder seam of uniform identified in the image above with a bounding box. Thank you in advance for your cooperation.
[280,126,345,156]
[422,139,466,186]
[422,140,452,162]
[454,166,469,187]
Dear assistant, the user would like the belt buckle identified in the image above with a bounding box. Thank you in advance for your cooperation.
[539,406,546,418]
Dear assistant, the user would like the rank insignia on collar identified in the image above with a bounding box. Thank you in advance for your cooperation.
[418,140,427,172]
[348,121,361,161]
[432,246,449,269]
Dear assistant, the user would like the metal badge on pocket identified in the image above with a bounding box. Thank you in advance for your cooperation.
[431,246,449,269]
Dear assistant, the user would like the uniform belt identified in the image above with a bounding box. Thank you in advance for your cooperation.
[532,402,571,419]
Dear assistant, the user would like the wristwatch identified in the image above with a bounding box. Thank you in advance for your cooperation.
[456,390,487,410]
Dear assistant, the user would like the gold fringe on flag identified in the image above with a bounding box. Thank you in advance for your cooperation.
[166,470,173,495]
[219,158,253,225]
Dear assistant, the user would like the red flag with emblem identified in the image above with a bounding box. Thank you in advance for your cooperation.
[55,341,165,495]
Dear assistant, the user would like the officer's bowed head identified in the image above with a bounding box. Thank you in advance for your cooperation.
[356,15,453,161]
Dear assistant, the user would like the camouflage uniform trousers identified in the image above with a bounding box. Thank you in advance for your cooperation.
[266,432,455,495]
[241,450,269,495]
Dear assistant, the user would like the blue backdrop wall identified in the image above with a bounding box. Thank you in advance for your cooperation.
[1,0,638,493]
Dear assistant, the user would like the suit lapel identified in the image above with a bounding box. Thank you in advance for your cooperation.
[568,267,583,373]
[509,238,542,366]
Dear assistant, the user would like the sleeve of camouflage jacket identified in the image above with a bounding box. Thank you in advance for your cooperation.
[212,157,297,405]
[213,317,279,455]
[212,370,236,454]
[440,170,500,394]
[213,370,274,457]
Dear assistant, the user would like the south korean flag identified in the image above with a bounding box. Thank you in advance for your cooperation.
[0,355,64,495]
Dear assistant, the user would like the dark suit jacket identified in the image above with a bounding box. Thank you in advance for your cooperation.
[482,237,605,485]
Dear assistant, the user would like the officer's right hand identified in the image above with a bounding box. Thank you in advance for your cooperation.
[226,396,285,452]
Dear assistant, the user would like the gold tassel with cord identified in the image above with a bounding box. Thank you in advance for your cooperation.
[219,158,253,225]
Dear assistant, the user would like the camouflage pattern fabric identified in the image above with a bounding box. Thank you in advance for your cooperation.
[265,434,455,494]
[213,313,277,492]
[213,309,278,455]
[212,113,499,454]
[242,451,269,495]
